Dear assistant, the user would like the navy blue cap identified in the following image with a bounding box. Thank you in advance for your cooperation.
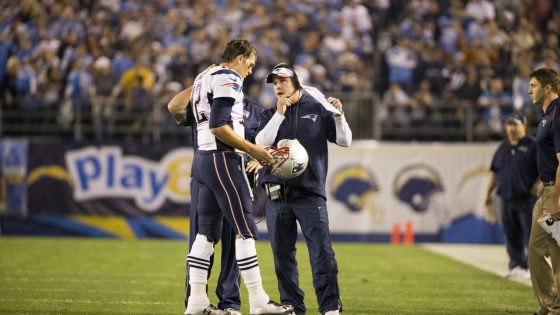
[505,112,526,125]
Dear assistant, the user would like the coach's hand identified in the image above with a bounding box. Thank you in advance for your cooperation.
[550,202,560,221]
[328,97,343,116]
[531,180,543,197]
[484,197,497,224]
[276,96,293,116]
[484,194,492,206]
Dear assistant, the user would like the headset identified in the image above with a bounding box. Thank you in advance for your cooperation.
[266,63,302,90]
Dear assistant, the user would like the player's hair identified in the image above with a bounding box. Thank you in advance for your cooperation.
[221,39,256,63]
[529,68,560,93]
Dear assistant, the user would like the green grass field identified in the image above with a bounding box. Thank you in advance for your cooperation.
[0,237,536,315]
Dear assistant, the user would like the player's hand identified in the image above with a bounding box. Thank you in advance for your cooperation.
[550,201,560,221]
[328,97,343,116]
[247,144,273,166]
[531,180,543,197]
[246,159,263,173]
[276,96,292,116]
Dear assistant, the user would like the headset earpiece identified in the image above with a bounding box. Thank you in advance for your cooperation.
[268,63,301,89]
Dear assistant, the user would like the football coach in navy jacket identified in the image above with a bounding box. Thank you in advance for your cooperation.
[256,63,352,315]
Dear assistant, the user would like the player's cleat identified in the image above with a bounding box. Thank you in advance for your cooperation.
[537,213,560,247]
[224,308,241,315]
[185,302,227,315]
[324,310,340,315]
[250,300,295,315]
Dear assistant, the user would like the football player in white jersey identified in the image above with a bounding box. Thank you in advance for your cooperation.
[185,39,294,315]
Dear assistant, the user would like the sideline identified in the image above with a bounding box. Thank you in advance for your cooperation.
[422,243,532,286]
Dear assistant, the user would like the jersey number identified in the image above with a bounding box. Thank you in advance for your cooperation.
[192,83,209,124]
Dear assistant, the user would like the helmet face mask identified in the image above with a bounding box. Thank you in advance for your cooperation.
[267,139,308,180]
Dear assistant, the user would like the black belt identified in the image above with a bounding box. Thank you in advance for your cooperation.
[543,180,556,187]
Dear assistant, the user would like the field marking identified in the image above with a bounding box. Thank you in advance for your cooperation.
[0,277,174,285]
[421,244,531,286]
[0,297,175,305]
[0,270,176,279]
[0,287,150,295]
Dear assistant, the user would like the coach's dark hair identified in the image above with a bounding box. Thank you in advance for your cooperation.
[529,68,560,93]
[221,39,256,63]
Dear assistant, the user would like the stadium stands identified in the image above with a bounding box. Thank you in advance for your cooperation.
[0,0,558,141]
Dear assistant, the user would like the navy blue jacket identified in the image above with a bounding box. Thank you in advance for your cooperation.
[490,136,538,200]
[243,98,264,144]
[536,98,560,181]
[185,102,199,154]
[257,92,339,199]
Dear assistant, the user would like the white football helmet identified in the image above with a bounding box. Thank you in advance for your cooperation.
[267,139,308,180]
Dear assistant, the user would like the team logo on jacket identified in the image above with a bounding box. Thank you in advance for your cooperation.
[243,110,250,119]
[301,114,318,122]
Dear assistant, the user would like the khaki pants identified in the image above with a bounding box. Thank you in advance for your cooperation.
[529,185,560,314]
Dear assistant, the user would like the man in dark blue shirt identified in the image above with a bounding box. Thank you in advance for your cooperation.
[485,112,538,280]
[256,63,352,315]
[527,68,560,315]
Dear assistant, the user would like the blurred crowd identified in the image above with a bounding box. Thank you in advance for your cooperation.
[0,0,559,141]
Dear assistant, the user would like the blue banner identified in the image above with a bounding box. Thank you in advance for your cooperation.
[0,139,28,217]
[27,142,192,217]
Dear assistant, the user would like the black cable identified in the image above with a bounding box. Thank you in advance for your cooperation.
[288,89,300,140]
[282,89,300,216]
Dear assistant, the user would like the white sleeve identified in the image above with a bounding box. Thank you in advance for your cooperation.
[255,112,285,146]
[212,72,242,99]
[334,114,352,147]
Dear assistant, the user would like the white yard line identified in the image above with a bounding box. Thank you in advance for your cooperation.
[2,270,175,279]
[421,243,532,286]
[0,287,150,295]
[0,298,175,305]
[0,277,173,285]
